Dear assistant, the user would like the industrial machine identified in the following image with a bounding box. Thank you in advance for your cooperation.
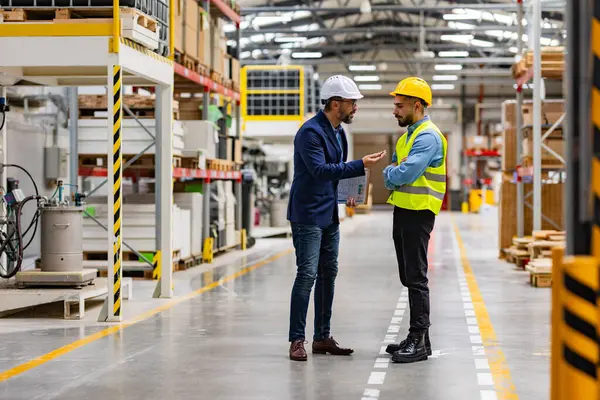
[0,171,96,288]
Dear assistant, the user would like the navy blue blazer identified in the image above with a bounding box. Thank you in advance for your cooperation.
[287,110,365,228]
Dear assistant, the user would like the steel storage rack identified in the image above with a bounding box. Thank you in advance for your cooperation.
[75,0,243,272]
[0,0,175,321]
[510,0,566,237]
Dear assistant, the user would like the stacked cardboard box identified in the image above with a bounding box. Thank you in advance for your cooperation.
[498,99,565,255]
[209,16,227,81]
[174,0,210,66]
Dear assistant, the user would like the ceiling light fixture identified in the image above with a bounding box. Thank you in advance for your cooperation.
[431,84,456,90]
[291,52,322,58]
[438,51,469,57]
[358,84,382,90]
[434,64,463,71]
[354,75,380,82]
[349,65,377,71]
[432,75,458,81]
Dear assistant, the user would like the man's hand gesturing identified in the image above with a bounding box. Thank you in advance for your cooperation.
[362,150,387,167]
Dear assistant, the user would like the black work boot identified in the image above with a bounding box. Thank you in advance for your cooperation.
[391,332,428,363]
[386,330,432,356]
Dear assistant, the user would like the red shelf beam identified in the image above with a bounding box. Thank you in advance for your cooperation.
[79,167,241,180]
[174,63,240,101]
[464,149,501,157]
[210,0,240,24]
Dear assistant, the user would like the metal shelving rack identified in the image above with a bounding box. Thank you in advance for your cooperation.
[0,0,243,319]
[0,2,175,321]
[77,0,243,277]
[512,0,566,235]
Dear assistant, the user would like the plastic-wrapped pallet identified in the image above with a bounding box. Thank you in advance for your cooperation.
[82,195,189,259]
[77,119,185,156]
[181,120,218,159]
[223,182,237,247]
[174,193,203,256]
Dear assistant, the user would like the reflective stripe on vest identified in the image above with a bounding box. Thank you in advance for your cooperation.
[387,119,447,215]
[394,185,446,201]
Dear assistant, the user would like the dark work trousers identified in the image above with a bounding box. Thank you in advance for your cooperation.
[392,206,436,334]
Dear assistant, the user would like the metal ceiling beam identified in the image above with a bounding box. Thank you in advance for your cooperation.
[320,68,512,76]
[240,25,560,35]
[354,79,522,86]
[241,3,566,14]
[242,42,511,53]
[242,57,516,65]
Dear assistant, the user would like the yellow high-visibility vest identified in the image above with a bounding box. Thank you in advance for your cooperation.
[386,119,447,215]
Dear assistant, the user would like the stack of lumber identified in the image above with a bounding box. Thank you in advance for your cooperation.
[511,47,564,80]
[504,236,532,269]
[525,230,565,288]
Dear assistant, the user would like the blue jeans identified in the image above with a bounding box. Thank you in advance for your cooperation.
[289,222,340,342]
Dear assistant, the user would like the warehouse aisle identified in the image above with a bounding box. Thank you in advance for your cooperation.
[0,210,550,400]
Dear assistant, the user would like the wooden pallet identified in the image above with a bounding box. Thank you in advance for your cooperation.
[504,243,530,269]
[2,7,156,28]
[178,253,203,271]
[527,239,565,260]
[180,156,200,170]
[206,158,237,171]
[223,79,234,89]
[526,258,552,287]
[79,94,180,120]
[210,71,223,85]
[79,153,182,169]
[84,249,180,262]
[97,262,182,280]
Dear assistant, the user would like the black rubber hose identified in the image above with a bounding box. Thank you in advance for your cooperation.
[0,195,39,279]
[3,164,39,196]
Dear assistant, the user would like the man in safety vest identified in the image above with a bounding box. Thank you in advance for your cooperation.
[382,77,447,364]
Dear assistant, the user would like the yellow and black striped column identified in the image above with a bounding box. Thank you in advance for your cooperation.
[111,65,123,320]
[558,257,598,399]
[592,2,600,258]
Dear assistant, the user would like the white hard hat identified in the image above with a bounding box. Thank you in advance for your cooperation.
[320,75,364,101]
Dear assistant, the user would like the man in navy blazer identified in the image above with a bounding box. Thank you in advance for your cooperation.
[287,75,386,361]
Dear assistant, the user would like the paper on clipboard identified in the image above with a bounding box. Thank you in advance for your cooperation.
[337,169,371,204]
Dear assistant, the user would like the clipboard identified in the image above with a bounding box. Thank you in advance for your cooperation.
[337,168,371,205]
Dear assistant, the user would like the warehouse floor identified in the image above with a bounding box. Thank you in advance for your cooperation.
[0,209,550,400]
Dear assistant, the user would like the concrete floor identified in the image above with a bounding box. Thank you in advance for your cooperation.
[0,209,550,400]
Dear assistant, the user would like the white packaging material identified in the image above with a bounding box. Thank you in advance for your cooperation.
[174,192,204,255]
[82,200,189,257]
[77,119,185,156]
[182,120,218,158]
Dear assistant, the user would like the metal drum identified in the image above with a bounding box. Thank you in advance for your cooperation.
[40,205,84,272]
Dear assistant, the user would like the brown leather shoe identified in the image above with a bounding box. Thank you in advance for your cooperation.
[289,340,307,361]
[312,336,354,355]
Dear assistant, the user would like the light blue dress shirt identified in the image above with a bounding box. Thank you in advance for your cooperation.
[383,115,443,190]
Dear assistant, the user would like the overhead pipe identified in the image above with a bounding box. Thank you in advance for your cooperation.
[241,3,566,14]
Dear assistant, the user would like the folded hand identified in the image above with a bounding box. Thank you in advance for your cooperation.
[346,197,357,208]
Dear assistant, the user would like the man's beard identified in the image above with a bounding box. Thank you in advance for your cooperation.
[340,111,354,124]
[396,113,412,127]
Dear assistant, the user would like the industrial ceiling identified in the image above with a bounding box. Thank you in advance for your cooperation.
[229,0,566,97]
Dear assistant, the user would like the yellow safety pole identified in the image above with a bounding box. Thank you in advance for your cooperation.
[558,256,598,400]
[550,246,564,400]
[112,0,120,52]
[592,1,600,258]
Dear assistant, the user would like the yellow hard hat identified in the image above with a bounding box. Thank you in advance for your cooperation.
[389,77,432,106]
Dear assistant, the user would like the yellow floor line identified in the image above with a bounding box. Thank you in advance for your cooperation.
[451,218,520,400]
[0,248,293,382]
